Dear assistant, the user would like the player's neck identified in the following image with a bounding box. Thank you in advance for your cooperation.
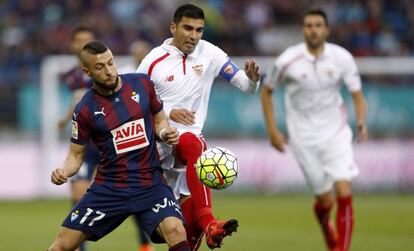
[307,44,325,58]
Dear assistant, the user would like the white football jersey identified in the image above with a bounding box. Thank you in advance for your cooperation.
[264,43,362,146]
[137,38,241,135]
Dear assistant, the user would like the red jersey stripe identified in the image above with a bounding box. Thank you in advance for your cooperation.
[148,52,170,77]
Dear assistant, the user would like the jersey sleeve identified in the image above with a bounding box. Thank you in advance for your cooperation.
[136,56,150,74]
[263,58,282,90]
[70,106,91,145]
[141,75,163,115]
[341,52,362,92]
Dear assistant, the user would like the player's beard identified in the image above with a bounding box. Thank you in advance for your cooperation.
[94,75,119,91]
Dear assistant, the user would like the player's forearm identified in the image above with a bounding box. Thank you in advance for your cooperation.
[62,150,84,177]
[230,71,260,93]
[153,110,170,141]
[261,86,280,135]
[351,90,367,126]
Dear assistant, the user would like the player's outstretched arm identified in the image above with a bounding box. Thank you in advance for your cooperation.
[351,90,368,142]
[51,143,86,185]
[261,85,286,152]
[226,59,260,93]
[154,110,179,145]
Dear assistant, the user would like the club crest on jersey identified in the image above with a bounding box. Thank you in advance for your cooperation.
[71,210,79,222]
[224,64,234,75]
[71,120,78,139]
[192,64,203,76]
[131,91,140,103]
[111,119,149,154]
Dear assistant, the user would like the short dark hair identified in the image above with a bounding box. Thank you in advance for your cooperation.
[82,41,108,55]
[173,4,204,23]
[71,26,96,40]
[303,9,328,26]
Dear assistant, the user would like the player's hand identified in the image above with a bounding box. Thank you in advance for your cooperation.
[170,108,196,126]
[244,59,260,82]
[270,130,286,153]
[51,168,69,185]
[161,127,179,145]
[357,123,368,142]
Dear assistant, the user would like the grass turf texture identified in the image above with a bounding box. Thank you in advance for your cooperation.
[0,194,413,251]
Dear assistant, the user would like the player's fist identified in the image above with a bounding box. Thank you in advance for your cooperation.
[51,168,69,185]
[244,59,260,82]
[160,127,179,145]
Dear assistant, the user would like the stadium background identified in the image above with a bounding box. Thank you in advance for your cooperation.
[0,0,413,250]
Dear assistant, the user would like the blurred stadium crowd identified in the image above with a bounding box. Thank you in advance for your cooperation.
[0,0,413,130]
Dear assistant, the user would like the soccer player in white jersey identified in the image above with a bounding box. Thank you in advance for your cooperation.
[137,4,260,250]
[261,9,368,251]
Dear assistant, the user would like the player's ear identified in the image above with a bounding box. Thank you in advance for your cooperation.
[170,22,176,35]
[81,65,90,76]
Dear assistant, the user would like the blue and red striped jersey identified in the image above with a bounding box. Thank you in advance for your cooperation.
[61,66,92,91]
[71,73,164,188]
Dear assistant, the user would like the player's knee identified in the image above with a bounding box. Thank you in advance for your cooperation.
[161,218,187,245]
[176,132,204,164]
[316,192,334,207]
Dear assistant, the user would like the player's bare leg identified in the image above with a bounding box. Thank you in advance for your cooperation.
[334,181,354,251]
[315,191,338,251]
[176,132,238,249]
[48,227,87,251]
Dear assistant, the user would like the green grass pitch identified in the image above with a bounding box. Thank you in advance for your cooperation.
[0,194,413,251]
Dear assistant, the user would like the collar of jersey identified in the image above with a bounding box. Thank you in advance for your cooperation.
[162,38,200,58]
[302,42,329,62]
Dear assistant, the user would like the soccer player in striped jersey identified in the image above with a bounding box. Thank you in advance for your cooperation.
[57,27,99,251]
[137,4,260,250]
[48,41,191,251]
[261,9,368,251]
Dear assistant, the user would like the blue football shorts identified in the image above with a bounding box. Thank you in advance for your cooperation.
[62,182,184,243]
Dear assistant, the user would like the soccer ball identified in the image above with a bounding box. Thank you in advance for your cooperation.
[196,146,238,190]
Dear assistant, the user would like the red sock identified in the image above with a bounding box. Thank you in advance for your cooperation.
[175,132,214,231]
[336,196,354,251]
[314,201,337,249]
[169,241,191,251]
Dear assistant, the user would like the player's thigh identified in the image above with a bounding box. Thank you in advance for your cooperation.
[136,184,184,244]
[49,226,87,251]
[291,142,333,195]
[62,185,129,241]
[321,127,359,181]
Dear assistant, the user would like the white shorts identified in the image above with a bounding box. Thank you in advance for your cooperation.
[290,126,359,195]
[157,142,190,199]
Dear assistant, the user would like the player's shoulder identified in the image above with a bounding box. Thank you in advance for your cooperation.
[143,45,169,61]
[196,39,226,56]
[121,73,155,92]
[276,43,306,66]
[121,72,151,81]
[325,43,354,61]
[74,89,94,114]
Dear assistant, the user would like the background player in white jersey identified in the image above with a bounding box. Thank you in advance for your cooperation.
[261,9,368,251]
[137,4,260,250]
